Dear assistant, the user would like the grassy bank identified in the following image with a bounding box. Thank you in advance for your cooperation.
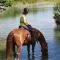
[12,0,60,8]
[0,39,6,60]
[0,39,13,60]
[0,0,60,7]
[12,0,60,5]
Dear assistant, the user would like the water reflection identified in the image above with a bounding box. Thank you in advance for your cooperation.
[27,54,35,60]
[54,26,60,42]
[41,54,48,60]
[27,53,48,60]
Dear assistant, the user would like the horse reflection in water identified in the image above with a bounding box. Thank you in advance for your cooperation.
[5,27,48,60]
[27,52,48,60]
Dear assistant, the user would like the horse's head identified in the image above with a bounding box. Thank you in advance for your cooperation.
[31,28,48,55]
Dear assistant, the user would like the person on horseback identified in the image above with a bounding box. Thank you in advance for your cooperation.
[19,7,32,31]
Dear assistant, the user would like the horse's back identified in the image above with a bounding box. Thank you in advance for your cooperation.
[8,28,31,45]
[12,28,30,35]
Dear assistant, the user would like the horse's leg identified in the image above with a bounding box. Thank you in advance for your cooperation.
[27,45,30,60]
[15,45,22,60]
[32,43,35,55]
[27,45,30,56]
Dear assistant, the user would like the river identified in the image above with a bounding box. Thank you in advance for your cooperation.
[0,5,60,60]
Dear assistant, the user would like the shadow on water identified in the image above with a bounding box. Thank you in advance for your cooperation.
[41,54,48,60]
[27,53,48,60]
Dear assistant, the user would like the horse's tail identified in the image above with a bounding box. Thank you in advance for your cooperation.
[6,31,14,60]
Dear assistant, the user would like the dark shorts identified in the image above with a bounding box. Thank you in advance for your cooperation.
[26,25,32,31]
[19,25,32,31]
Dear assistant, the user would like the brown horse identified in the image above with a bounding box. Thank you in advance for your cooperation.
[6,27,48,60]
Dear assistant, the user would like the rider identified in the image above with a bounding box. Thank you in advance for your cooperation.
[19,7,32,31]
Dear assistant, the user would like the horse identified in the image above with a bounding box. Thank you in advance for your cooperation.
[5,27,48,60]
[23,28,48,56]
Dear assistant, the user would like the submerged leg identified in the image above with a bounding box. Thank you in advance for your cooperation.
[27,45,30,60]
[32,43,35,55]
[27,45,30,56]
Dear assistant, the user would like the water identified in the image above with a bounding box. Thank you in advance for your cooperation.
[0,6,60,60]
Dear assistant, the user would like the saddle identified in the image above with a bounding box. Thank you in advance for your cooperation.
[19,25,34,38]
[19,25,32,31]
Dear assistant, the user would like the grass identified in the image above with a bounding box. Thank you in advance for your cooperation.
[0,39,6,60]
[0,39,13,60]
[13,0,60,6]
[0,7,21,19]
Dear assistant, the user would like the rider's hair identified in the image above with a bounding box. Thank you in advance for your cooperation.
[23,8,29,15]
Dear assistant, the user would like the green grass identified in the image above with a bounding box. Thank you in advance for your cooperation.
[0,0,60,7]
[0,39,13,60]
[0,7,21,19]
[13,0,60,5]
[0,39,6,60]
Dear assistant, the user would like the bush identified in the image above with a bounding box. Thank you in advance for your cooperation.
[54,4,60,25]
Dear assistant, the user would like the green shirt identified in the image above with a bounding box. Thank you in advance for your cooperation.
[20,15,29,26]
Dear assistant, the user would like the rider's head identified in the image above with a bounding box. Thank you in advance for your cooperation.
[23,8,29,15]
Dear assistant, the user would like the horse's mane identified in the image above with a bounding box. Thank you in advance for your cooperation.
[32,28,42,35]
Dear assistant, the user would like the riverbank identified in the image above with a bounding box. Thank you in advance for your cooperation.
[0,0,60,11]
[0,1,55,19]
[14,2,55,9]
[0,0,59,11]
[0,1,60,19]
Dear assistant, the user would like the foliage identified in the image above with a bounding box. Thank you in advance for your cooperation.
[0,7,21,18]
[4,0,13,7]
[0,0,60,7]
[14,0,39,3]
[0,39,13,60]
[55,27,60,40]
[53,4,60,25]
[0,0,13,7]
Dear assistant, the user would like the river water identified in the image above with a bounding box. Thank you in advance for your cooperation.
[0,5,60,60]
